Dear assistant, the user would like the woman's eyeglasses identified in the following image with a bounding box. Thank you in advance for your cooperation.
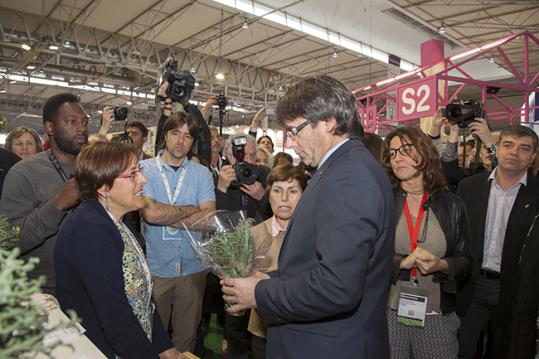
[117,164,143,181]
[388,143,414,160]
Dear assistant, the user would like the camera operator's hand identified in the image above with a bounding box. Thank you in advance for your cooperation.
[428,109,445,138]
[98,106,115,135]
[469,118,496,146]
[201,96,218,119]
[249,107,266,132]
[217,165,237,193]
[448,123,460,143]
[240,181,265,201]
[157,81,169,99]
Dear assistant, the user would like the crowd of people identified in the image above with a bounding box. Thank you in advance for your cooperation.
[0,74,538,359]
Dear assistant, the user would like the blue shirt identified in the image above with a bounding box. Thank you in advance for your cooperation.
[141,155,215,278]
[482,168,527,272]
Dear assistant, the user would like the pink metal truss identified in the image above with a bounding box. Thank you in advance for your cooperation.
[354,31,539,133]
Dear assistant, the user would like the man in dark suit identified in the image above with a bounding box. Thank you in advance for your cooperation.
[456,125,539,358]
[221,75,395,359]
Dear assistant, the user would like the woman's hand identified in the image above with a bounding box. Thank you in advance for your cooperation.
[159,347,187,359]
[399,251,417,269]
[414,247,448,275]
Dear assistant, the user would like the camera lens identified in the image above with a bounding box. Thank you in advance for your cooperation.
[235,162,258,185]
[113,106,129,121]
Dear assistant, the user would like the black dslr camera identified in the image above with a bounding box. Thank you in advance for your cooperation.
[445,100,483,128]
[161,58,196,103]
[230,136,258,187]
[113,106,129,121]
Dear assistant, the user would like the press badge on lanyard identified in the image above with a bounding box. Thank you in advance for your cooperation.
[397,284,428,327]
[157,157,187,241]
[397,192,429,328]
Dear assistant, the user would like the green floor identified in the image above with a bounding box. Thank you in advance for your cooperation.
[202,314,225,359]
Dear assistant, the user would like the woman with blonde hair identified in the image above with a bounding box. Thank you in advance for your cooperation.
[5,126,43,160]
[255,145,274,168]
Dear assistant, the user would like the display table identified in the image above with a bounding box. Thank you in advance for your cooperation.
[31,293,107,359]
[30,293,199,359]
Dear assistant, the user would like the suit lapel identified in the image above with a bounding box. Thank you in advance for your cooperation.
[505,176,539,246]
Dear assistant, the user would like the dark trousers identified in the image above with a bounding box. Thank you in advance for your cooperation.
[458,276,501,359]
[251,335,266,359]
[225,312,251,359]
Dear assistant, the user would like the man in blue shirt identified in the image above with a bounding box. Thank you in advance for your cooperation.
[141,112,215,353]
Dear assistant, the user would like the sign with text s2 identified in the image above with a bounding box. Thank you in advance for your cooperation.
[397,76,438,121]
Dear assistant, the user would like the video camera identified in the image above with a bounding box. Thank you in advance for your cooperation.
[160,57,196,103]
[230,136,258,187]
[445,100,483,128]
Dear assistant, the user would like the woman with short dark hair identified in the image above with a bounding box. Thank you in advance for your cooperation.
[383,126,472,359]
[247,163,309,359]
[55,141,185,359]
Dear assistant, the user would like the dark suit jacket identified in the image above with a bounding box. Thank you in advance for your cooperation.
[456,171,539,316]
[255,138,395,359]
[55,200,172,358]
[498,193,539,359]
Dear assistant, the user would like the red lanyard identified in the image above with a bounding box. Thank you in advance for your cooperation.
[403,192,429,277]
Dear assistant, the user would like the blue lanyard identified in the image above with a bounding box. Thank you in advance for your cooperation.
[47,149,68,182]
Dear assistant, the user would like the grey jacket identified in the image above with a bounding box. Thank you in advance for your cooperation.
[0,151,71,294]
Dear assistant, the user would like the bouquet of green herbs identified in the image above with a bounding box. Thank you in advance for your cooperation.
[183,210,271,279]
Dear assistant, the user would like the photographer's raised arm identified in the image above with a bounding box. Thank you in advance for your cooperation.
[201,96,217,120]
[249,107,267,137]
[141,197,200,227]
[468,118,496,146]
[98,106,115,136]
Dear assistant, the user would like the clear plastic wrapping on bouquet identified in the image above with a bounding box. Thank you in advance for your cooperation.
[183,210,272,279]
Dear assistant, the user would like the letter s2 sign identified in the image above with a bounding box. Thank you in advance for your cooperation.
[396,77,438,121]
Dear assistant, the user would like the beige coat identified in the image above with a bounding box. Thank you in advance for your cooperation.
[247,218,285,338]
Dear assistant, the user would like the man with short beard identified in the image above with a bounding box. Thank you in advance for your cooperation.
[0,93,88,295]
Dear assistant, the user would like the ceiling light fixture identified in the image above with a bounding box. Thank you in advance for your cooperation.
[49,44,59,50]
[437,23,446,34]
[9,80,16,84]
[215,73,225,80]
[489,57,495,64]
[26,65,36,70]
[21,44,32,51]
[242,22,249,29]
[331,51,338,59]
[126,100,133,106]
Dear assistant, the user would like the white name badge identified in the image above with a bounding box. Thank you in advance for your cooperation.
[397,285,428,328]
[162,226,182,240]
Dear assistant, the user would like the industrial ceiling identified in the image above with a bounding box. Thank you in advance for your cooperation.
[0,0,537,134]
